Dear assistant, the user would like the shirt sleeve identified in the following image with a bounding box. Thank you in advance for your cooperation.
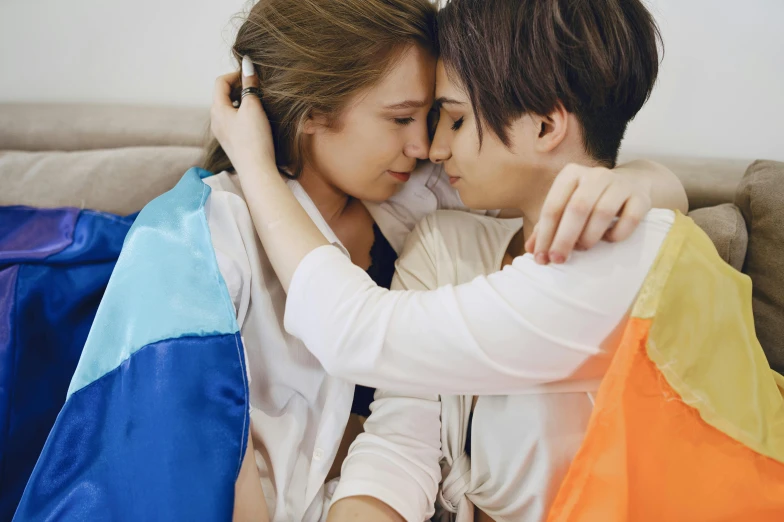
[330,250,443,522]
[284,212,670,396]
[329,388,442,522]
[206,191,253,329]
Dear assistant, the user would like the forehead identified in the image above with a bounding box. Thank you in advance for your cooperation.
[435,60,466,102]
[361,45,436,106]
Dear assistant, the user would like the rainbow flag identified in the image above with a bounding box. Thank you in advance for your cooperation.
[548,212,784,521]
[13,169,249,521]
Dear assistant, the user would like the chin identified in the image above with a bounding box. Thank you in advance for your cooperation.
[454,187,485,211]
[358,182,401,203]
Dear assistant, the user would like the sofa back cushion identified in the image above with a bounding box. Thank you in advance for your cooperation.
[688,203,748,272]
[735,160,784,373]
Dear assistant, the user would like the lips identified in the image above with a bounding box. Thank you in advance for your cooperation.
[448,176,460,185]
[388,171,412,182]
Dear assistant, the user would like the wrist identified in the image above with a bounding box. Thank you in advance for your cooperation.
[234,156,280,182]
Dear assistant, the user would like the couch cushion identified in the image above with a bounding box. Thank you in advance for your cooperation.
[619,153,751,209]
[0,104,208,152]
[688,203,748,272]
[0,147,201,215]
[735,160,784,373]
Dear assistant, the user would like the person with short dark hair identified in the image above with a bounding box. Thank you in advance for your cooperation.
[328,1,670,519]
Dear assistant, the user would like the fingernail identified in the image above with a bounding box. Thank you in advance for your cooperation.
[550,252,565,264]
[242,55,255,77]
[535,252,548,265]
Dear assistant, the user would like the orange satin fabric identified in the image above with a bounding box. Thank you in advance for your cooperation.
[547,318,784,522]
[546,213,784,521]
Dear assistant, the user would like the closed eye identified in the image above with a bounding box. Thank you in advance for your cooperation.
[394,117,415,125]
[451,116,464,131]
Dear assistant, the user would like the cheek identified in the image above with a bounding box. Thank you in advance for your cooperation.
[451,133,480,175]
[315,130,401,200]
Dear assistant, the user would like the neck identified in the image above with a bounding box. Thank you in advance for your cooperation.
[297,164,351,225]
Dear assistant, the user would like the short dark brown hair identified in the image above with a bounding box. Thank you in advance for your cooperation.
[437,0,661,167]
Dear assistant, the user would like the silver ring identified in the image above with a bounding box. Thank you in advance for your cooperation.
[240,87,262,100]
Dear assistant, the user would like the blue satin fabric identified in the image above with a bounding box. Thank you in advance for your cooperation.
[13,333,248,522]
[0,207,134,521]
[8,168,249,521]
[68,168,239,398]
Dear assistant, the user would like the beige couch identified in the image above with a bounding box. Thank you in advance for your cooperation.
[1,103,782,372]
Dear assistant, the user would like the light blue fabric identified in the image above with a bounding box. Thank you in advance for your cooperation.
[67,168,238,397]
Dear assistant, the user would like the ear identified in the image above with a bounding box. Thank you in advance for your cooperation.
[532,102,569,153]
[302,111,330,135]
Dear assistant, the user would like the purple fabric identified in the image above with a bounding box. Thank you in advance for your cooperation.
[0,266,19,459]
[0,207,79,263]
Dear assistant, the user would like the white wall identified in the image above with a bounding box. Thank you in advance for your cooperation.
[1,0,781,160]
[0,0,249,107]
[621,0,784,161]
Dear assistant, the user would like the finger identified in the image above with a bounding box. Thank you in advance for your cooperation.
[213,72,240,109]
[240,56,262,109]
[241,56,261,88]
[547,175,611,263]
[525,224,538,254]
[534,167,580,264]
[604,195,649,242]
[575,183,629,251]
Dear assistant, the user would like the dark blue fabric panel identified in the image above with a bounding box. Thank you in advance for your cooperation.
[13,333,248,522]
[0,209,133,521]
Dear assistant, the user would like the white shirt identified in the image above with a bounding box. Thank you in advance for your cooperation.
[290,209,674,521]
[204,162,470,522]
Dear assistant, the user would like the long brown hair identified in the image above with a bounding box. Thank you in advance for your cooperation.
[203,0,437,177]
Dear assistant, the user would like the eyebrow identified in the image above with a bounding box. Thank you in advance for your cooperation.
[434,97,465,109]
[382,99,429,110]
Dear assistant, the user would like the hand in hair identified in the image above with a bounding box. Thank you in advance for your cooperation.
[211,57,278,178]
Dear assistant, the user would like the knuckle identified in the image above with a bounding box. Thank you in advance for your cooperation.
[626,215,642,227]
[540,207,559,221]
[593,205,617,221]
[583,230,602,245]
[624,210,643,223]
[567,199,592,217]
[558,164,578,180]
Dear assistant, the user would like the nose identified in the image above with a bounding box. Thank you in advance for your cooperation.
[429,124,451,164]
[404,120,431,160]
